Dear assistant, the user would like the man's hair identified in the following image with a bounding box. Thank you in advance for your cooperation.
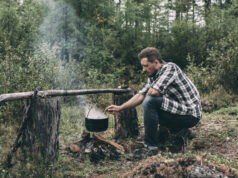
[138,47,162,63]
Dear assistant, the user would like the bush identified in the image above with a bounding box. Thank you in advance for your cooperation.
[186,31,238,96]
[206,33,238,94]
[201,87,238,112]
[185,56,218,94]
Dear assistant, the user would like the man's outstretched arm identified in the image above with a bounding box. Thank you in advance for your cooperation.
[105,93,145,112]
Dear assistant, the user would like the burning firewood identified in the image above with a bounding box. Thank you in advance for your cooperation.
[68,131,123,163]
[93,133,125,153]
[70,144,80,152]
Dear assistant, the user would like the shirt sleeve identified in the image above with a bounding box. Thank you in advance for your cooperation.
[138,78,151,95]
[152,63,177,95]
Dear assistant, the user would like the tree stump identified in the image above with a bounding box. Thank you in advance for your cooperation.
[21,96,61,162]
[113,91,139,138]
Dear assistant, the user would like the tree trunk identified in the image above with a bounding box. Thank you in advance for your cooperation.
[204,0,211,25]
[21,96,61,162]
[113,91,139,138]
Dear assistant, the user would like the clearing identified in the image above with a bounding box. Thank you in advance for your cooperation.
[1,104,238,177]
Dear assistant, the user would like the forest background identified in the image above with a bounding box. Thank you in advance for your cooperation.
[0,0,238,176]
[1,0,238,116]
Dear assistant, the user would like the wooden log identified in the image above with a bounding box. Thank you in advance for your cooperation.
[93,133,125,153]
[113,91,139,138]
[0,89,130,103]
[0,91,34,103]
[37,89,130,97]
[21,96,61,162]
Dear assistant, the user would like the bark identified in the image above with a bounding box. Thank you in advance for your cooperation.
[0,89,130,103]
[113,91,139,138]
[204,0,211,25]
[93,133,125,153]
[0,92,34,103]
[21,96,61,162]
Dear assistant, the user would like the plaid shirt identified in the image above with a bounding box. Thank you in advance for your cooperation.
[139,62,202,119]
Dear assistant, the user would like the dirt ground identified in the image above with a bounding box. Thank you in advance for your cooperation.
[1,105,238,177]
[81,110,238,177]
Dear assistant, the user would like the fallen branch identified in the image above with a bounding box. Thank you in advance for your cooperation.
[4,99,32,168]
[0,92,33,103]
[0,88,131,103]
[93,133,125,153]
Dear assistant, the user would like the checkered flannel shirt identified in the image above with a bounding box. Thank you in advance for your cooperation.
[139,62,202,119]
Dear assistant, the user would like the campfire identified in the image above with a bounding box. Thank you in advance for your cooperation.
[68,131,124,163]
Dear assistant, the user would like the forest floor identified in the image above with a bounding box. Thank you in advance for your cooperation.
[50,103,238,177]
[1,103,238,177]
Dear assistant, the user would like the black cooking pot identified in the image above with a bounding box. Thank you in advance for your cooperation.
[85,116,108,132]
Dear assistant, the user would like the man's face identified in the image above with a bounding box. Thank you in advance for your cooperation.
[141,58,159,77]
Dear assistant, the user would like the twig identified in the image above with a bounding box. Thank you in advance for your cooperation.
[3,97,33,168]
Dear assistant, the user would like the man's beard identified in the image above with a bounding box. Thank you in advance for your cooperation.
[148,70,158,77]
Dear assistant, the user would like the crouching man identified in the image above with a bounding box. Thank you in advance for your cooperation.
[105,47,202,153]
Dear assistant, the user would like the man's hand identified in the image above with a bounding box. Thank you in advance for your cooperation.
[147,88,160,96]
[105,105,122,113]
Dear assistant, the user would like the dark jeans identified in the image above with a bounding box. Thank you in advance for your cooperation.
[142,95,200,147]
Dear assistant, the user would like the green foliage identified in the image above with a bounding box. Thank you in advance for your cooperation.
[185,56,218,93]
[164,21,204,67]
[207,154,231,166]
[186,53,238,112]
[212,104,238,116]
[206,33,238,94]
[79,25,121,88]
[7,152,55,178]
[202,87,238,112]
[0,0,46,121]
[1,0,238,98]
[38,0,83,61]
[0,0,86,120]
[1,1,238,177]
[1,0,238,122]
[185,2,238,95]
[60,105,85,141]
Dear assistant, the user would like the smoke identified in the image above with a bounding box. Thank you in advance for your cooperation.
[36,0,82,61]
[33,0,107,120]
[33,0,84,91]
[85,104,107,119]
[34,0,106,118]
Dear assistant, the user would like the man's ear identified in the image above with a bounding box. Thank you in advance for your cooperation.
[154,59,160,64]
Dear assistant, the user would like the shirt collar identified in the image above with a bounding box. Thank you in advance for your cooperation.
[150,60,166,81]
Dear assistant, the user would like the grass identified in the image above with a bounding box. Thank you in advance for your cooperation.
[59,105,85,146]
[1,94,238,177]
[56,102,238,177]
[187,104,238,170]
[212,104,238,116]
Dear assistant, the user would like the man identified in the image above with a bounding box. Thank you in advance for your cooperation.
[105,47,202,152]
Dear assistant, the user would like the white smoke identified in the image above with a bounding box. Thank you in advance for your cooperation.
[34,0,106,119]
[85,104,107,119]
[35,0,81,61]
[33,0,84,90]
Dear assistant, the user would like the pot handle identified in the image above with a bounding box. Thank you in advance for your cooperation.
[86,104,94,118]
[104,111,114,119]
